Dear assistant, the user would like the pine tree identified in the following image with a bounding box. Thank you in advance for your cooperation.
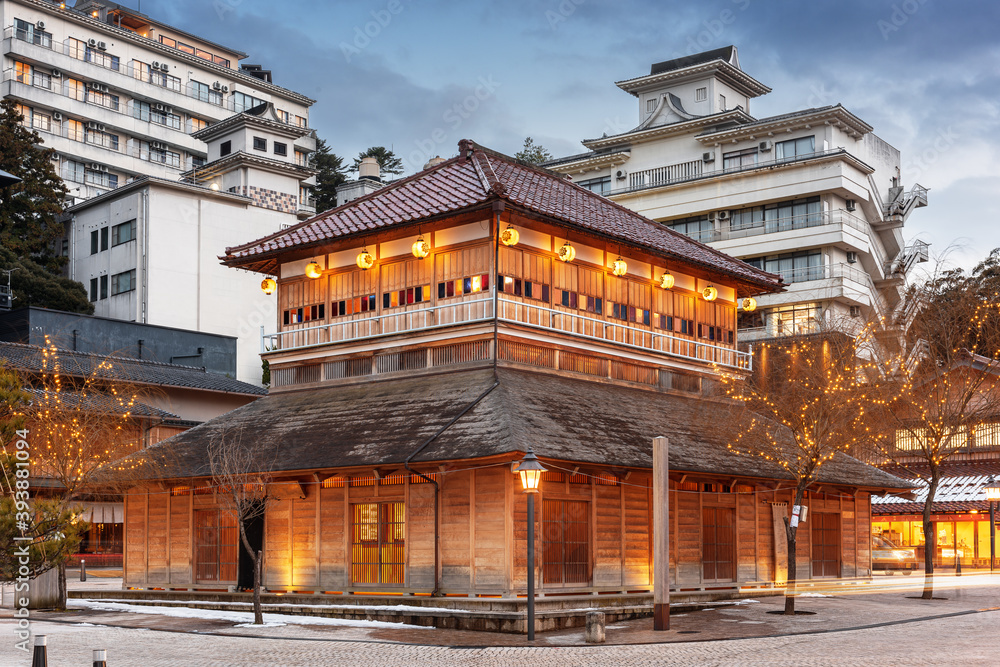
[514,137,553,165]
[352,146,404,177]
[0,100,69,272]
[0,245,92,314]
[311,138,348,213]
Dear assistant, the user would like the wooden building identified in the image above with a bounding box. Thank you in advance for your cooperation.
[123,140,911,597]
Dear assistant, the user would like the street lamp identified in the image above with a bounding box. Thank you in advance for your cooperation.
[515,448,546,640]
[985,476,1000,572]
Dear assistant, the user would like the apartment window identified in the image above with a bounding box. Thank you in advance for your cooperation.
[85,47,121,71]
[576,176,611,196]
[669,215,714,242]
[15,62,50,90]
[90,230,99,255]
[14,19,52,47]
[273,142,287,157]
[746,251,822,283]
[66,119,85,142]
[275,109,290,124]
[775,135,816,160]
[774,304,821,336]
[100,227,109,251]
[99,275,108,300]
[85,169,119,189]
[31,110,51,132]
[189,117,208,133]
[67,38,87,60]
[66,78,87,102]
[232,91,265,113]
[719,94,726,110]
[86,127,120,151]
[192,156,206,169]
[89,278,98,302]
[220,140,232,157]
[190,81,223,105]
[158,36,231,68]
[86,88,120,111]
[646,98,657,114]
[14,103,31,129]
[111,270,137,295]
[252,137,267,151]
[723,147,757,169]
[295,115,308,128]
[112,220,136,246]
[146,144,181,168]
[63,160,85,184]
[294,150,308,167]
[696,87,707,102]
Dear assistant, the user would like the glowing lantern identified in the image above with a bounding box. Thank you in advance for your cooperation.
[612,256,628,277]
[659,272,675,289]
[986,477,1000,501]
[260,278,277,295]
[412,236,431,259]
[742,297,757,312]
[515,448,546,493]
[500,225,520,246]
[356,248,375,270]
[304,262,323,279]
[557,241,576,263]
[702,285,718,302]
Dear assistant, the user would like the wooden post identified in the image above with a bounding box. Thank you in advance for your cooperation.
[653,436,669,631]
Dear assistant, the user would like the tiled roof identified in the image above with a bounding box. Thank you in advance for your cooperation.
[222,140,784,295]
[0,341,266,396]
[133,366,911,492]
[872,468,999,514]
[24,387,180,420]
[649,47,737,76]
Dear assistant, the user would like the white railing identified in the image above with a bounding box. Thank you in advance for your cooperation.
[263,294,751,370]
[628,159,703,191]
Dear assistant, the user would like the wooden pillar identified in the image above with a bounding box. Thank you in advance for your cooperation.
[653,436,669,631]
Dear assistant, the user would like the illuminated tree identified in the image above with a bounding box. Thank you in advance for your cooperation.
[207,426,280,625]
[870,257,1000,600]
[720,331,884,615]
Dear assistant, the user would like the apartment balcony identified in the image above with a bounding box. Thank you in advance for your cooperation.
[754,262,873,309]
[262,293,750,372]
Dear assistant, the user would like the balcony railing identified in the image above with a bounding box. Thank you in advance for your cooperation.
[262,294,751,370]
[609,148,859,196]
[776,262,869,286]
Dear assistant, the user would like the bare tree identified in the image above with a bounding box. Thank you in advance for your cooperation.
[721,330,884,614]
[867,254,1000,599]
[207,426,279,625]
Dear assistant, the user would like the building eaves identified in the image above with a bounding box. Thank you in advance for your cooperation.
[0,341,267,396]
[615,58,771,98]
[696,105,874,142]
[192,106,313,143]
[581,108,756,150]
[541,150,631,172]
[64,175,251,214]
[182,152,317,181]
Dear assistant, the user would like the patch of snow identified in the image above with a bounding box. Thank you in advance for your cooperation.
[68,599,431,630]
[797,593,833,598]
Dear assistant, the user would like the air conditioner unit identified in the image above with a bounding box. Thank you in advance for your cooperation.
[87,81,100,89]
[50,69,61,78]
[152,61,160,69]
[212,81,222,90]
[52,112,62,121]
[98,165,108,172]
[160,63,169,72]
[845,199,857,212]
[86,121,100,130]
[151,141,166,150]
[702,152,715,163]
[846,251,858,264]
[100,84,109,93]
[98,41,107,50]
[153,103,165,111]
[614,168,627,180]
[88,38,97,47]
[759,140,773,152]
[97,123,106,131]
[221,86,229,93]
[717,210,729,220]
[36,20,45,30]
[850,306,861,318]
[88,162,101,170]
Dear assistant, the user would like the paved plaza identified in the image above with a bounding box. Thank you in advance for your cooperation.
[3,573,999,666]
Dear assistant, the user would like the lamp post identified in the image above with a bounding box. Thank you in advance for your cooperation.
[516,448,546,640]
[985,476,1000,573]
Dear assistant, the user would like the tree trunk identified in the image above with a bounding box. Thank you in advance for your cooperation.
[253,550,263,625]
[921,468,940,600]
[57,561,67,611]
[784,486,806,615]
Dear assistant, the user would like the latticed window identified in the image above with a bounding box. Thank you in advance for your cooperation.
[541,499,590,586]
[350,502,405,585]
[194,509,238,583]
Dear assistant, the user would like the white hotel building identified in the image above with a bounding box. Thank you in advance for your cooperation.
[545,47,928,341]
[1,0,319,383]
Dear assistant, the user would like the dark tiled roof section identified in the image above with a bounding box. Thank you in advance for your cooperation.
[24,387,180,420]
[649,46,736,76]
[872,500,991,515]
[135,367,911,492]
[0,341,266,396]
[223,141,784,293]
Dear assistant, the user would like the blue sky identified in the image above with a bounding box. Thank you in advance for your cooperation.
[146,0,999,271]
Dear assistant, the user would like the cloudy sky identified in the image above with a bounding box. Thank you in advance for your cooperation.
[148,0,999,272]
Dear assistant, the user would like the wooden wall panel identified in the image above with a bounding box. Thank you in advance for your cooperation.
[291,498,316,587]
[146,493,169,584]
[124,491,146,585]
[473,469,507,590]
[857,492,871,575]
[440,471,471,590]
[169,493,191,584]
[593,485,622,587]
[623,481,651,586]
[318,487,346,590]
[407,482,436,590]
[737,494,757,582]
[264,498,291,588]
[676,487,701,584]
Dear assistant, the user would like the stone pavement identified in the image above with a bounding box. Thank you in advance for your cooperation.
[2,574,998,666]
